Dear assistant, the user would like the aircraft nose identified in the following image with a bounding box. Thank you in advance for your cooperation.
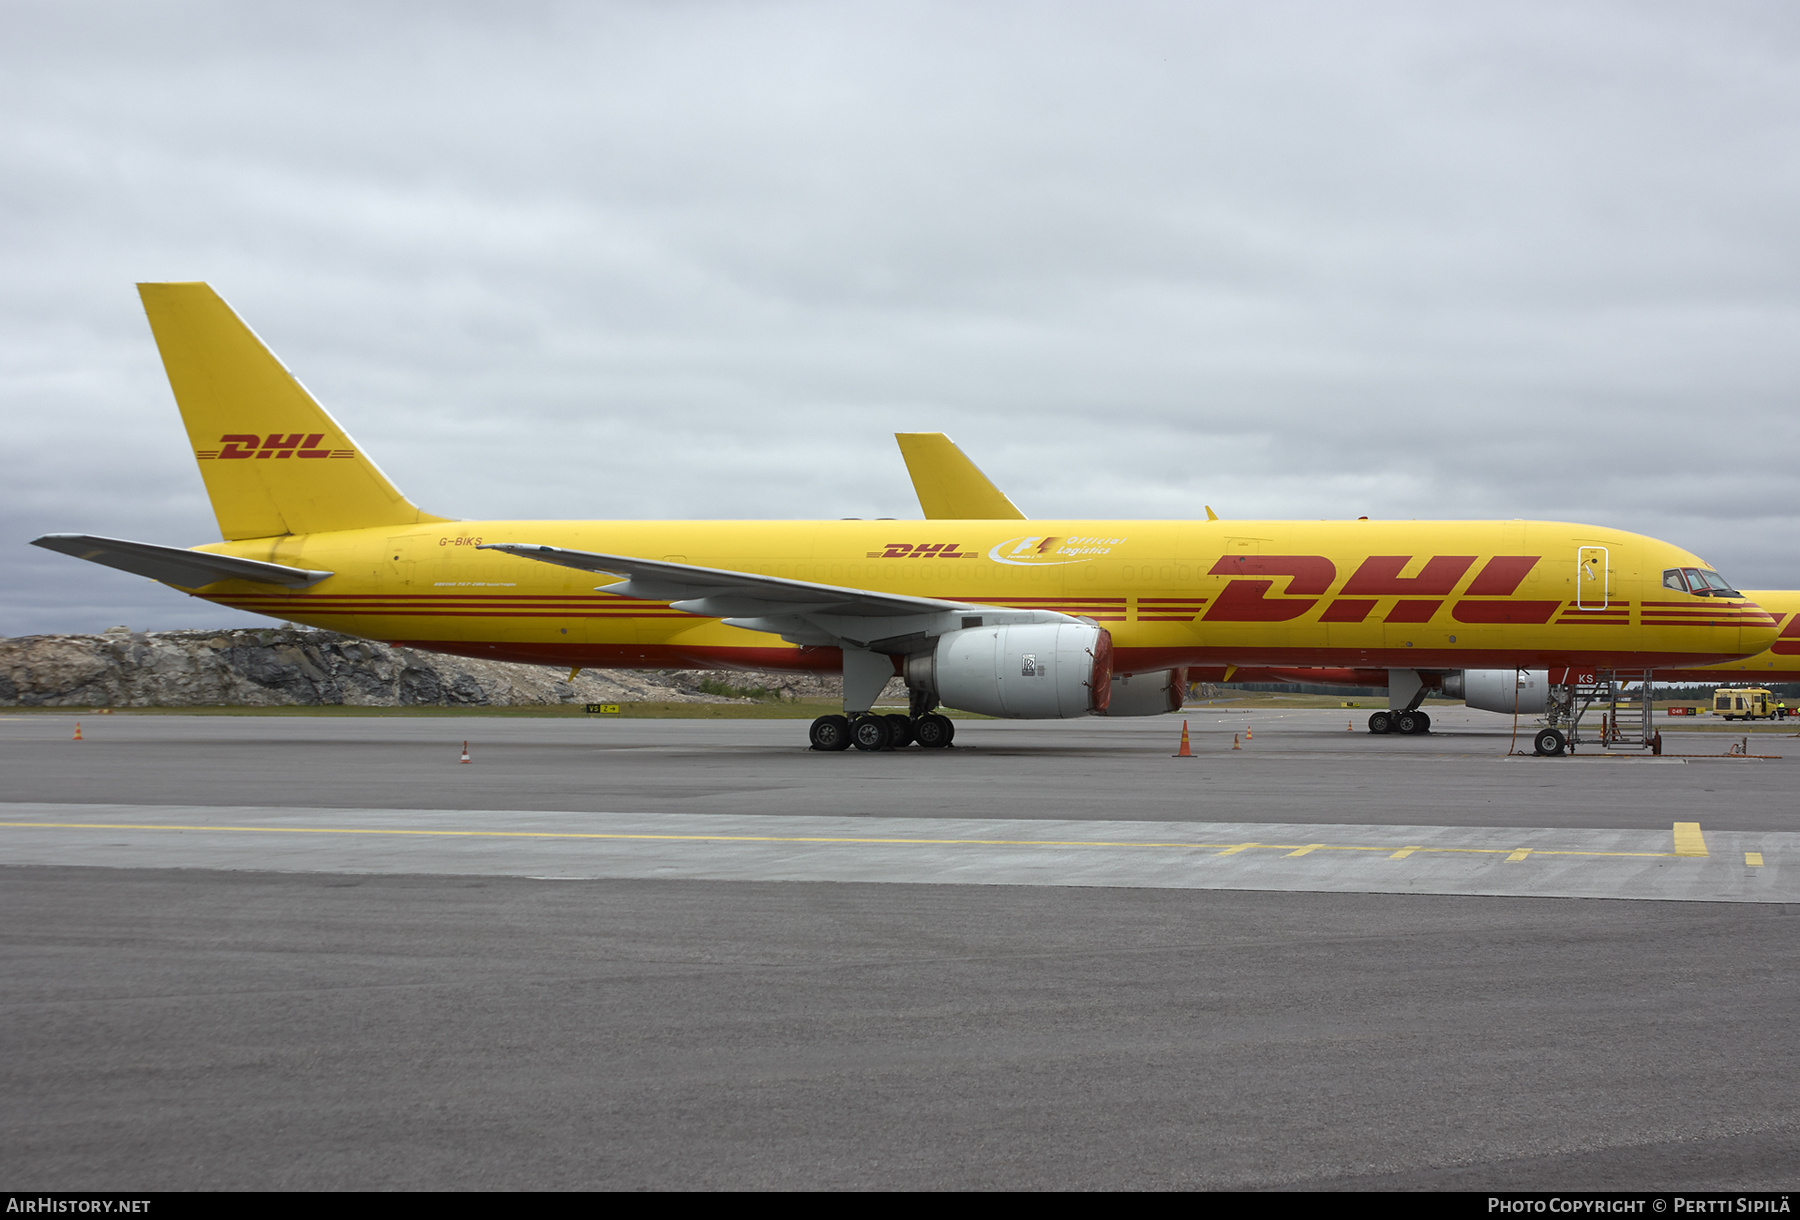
[1738,600,1780,655]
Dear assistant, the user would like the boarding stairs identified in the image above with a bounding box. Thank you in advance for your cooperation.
[1559,670,1656,752]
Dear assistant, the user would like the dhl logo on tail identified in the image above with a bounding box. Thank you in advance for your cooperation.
[195,433,357,460]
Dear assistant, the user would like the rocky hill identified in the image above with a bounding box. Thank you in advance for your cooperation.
[0,626,868,709]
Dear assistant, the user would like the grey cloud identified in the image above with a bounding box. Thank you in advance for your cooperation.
[3,1,1799,635]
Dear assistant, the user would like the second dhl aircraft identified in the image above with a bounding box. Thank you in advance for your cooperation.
[33,283,1784,752]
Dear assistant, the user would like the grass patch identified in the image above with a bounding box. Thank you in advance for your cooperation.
[693,677,791,702]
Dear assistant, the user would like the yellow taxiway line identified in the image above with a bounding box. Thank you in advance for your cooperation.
[0,819,1723,862]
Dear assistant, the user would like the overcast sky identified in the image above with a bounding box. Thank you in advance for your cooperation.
[5,1,1798,635]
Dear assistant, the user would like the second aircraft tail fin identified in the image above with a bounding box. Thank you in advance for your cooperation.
[895,433,1027,520]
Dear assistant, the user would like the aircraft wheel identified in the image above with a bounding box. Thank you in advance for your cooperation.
[913,713,954,748]
[809,714,852,752]
[884,714,914,748]
[850,714,891,752]
[1533,728,1566,757]
[1412,711,1430,735]
[1395,711,1420,735]
[1368,711,1393,735]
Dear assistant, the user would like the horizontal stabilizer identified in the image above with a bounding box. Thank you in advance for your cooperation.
[31,534,333,589]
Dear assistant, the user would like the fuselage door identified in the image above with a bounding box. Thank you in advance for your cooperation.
[1576,545,1609,610]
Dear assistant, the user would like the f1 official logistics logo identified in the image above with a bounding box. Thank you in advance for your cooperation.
[988,535,1125,565]
[194,433,357,460]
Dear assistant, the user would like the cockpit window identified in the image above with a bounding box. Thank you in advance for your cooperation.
[1677,567,1741,597]
[1663,569,1687,591]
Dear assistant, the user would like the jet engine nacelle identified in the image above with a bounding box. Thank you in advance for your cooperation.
[1444,669,1551,716]
[1104,668,1186,717]
[907,623,1112,718]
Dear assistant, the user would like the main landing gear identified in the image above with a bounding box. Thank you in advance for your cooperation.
[809,712,956,752]
[1367,710,1431,736]
[1367,669,1434,737]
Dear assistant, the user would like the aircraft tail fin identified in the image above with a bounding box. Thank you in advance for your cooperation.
[895,433,1027,520]
[137,282,446,540]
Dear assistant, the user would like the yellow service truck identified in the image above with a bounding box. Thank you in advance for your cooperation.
[1713,687,1778,720]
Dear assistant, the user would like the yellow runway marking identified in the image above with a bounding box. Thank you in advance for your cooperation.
[0,820,1718,864]
[1673,822,1709,857]
[1746,852,1764,867]
[0,821,1263,851]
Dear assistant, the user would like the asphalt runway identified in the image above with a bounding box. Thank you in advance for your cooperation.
[5,705,1799,828]
[3,709,1797,1190]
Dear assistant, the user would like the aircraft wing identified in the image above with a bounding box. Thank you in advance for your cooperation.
[31,533,334,589]
[478,542,972,616]
[479,541,1075,653]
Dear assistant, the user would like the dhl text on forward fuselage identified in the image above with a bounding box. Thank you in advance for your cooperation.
[189,518,1778,672]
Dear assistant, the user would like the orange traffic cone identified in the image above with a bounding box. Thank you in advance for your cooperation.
[72,722,82,741]
[1245,727,1253,741]
[1232,732,1241,750]
[1347,719,1354,731]
[1172,720,1193,757]
[459,741,471,764]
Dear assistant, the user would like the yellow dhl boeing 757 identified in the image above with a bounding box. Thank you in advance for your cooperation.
[32,283,1780,752]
